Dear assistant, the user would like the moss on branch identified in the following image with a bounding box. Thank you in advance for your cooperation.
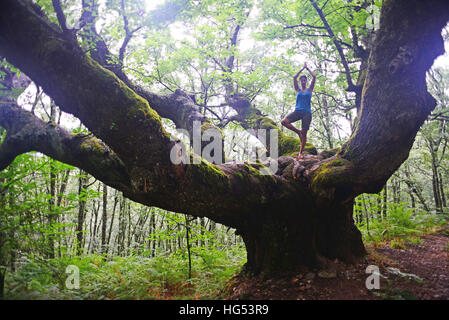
[310,157,355,202]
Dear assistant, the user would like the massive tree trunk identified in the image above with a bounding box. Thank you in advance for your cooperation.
[240,200,365,274]
[0,0,448,275]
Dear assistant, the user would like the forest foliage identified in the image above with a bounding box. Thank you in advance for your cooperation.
[1,0,448,299]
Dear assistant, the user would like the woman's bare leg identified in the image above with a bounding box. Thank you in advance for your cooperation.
[281,118,306,159]
[281,118,302,135]
[298,130,307,160]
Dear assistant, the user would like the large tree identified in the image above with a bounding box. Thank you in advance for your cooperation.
[0,0,448,275]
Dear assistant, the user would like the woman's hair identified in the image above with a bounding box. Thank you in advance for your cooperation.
[299,75,307,81]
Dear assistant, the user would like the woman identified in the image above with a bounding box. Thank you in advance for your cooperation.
[281,63,316,160]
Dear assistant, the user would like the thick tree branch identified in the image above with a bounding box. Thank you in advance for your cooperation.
[0,0,314,228]
[78,0,129,82]
[0,0,173,169]
[325,0,449,199]
[76,0,223,153]
[0,101,131,190]
[0,63,130,187]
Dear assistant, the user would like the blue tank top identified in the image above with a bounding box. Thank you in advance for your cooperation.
[295,89,312,113]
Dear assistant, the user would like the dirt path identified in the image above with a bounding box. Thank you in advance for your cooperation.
[224,229,449,300]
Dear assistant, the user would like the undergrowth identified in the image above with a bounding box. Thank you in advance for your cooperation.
[356,202,449,248]
[5,203,449,300]
[4,245,246,300]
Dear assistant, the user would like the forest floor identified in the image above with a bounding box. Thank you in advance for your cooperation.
[223,227,449,300]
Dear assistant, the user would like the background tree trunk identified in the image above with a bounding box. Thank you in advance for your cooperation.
[101,183,108,253]
[76,170,88,255]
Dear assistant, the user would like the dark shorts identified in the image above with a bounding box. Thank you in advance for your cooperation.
[285,110,312,130]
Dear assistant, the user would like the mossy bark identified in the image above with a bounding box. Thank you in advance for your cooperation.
[239,200,365,275]
[228,97,317,157]
[339,0,449,193]
[0,0,172,169]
